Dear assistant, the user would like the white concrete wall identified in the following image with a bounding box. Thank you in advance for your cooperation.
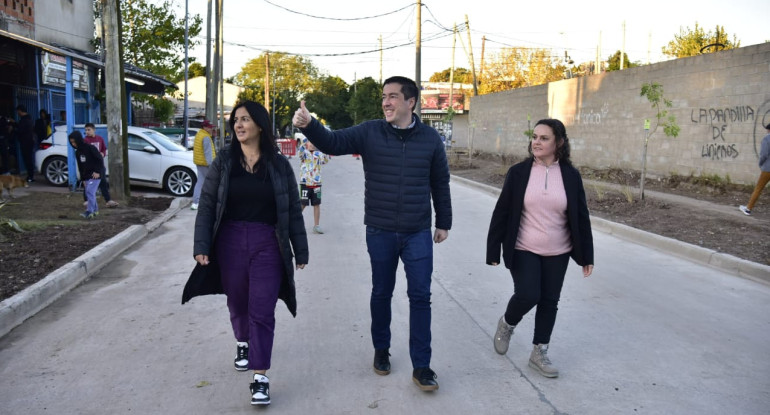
[34,0,94,51]
[469,42,770,184]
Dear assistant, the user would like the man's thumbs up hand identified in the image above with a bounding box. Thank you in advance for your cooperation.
[293,100,311,128]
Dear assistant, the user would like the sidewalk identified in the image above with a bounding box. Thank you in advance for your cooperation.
[1,156,769,414]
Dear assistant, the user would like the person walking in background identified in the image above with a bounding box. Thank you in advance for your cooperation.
[190,120,216,210]
[83,123,118,208]
[486,118,594,379]
[293,76,452,392]
[298,137,329,234]
[15,105,35,183]
[739,123,770,216]
[182,101,308,407]
[68,130,103,220]
[34,109,50,145]
[0,115,10,175]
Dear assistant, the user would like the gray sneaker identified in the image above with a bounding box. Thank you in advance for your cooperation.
[529,344,559,378]
[493,316,515,355]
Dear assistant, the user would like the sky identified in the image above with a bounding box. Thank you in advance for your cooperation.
[162,0,768,85]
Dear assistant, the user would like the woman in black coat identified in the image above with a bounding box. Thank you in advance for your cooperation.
[486,118,593,378]
[182,101,308,406]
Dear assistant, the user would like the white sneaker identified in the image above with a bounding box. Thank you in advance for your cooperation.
[250,374,270,405]
[234,342,248,371]
[739,205,751,216]
[190,203,198,210]
[313,225,324,234]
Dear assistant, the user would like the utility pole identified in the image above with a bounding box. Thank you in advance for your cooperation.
[415,0,422,114]
[214,0,223,148]
[479,35,486,81]
[265,53,270,110]
[182,0,189,146]
[465,15,478,96]
[218,0,224,147]
[205,0,213,123]
[379,34,383,85]
[448,24,456,110]
[102,0,128,200]
[353,72,357,125]
[620,21,626,70]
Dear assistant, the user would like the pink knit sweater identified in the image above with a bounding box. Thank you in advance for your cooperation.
[514,160,572,256]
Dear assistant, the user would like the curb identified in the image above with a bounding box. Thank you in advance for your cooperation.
[450,175,770,285]
[0,197,189,339]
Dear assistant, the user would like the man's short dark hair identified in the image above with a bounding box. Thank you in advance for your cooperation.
[16,105,27,113]
[383,76,419,111]
[85,123,95,129]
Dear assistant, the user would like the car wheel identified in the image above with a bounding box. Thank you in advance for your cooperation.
[42,156,69,186]
[164,167,195,196]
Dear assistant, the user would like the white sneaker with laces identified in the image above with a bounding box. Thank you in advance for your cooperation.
[250,374,270,405]
[190,203,198,210]
[234,342,248,371]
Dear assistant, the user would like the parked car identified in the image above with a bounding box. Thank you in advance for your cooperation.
[35,124,198,196]
[150,126,199,149]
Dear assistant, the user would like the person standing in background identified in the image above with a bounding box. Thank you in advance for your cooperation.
[15,105,35,183]
[298,137,329,234]
[190,120,216,210]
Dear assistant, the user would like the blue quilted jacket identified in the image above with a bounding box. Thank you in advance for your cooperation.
[300,115,452,233]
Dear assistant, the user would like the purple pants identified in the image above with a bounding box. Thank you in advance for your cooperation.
[216,220,283,370]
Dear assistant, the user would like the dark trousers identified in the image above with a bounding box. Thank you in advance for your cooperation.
[19,138,35,180]
[366,226,433,369]
[0,137,8,174]
[216,220,283,371]
[504,250,570,345]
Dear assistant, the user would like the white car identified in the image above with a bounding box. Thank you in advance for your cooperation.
[35,125,198,197]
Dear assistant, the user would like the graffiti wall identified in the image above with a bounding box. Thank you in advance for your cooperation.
[468,42,770,184]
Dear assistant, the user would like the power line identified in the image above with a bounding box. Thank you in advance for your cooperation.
[261,0,415,21]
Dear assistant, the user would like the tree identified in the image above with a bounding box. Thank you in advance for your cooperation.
[188,62,206,78]
[661,23,740,58]
[639,82,680,199]
[94,0,203,83]
[233,52,320,132]
[347,77,382,123]
[478,48,566,94]
[429,67,474,84]
[303,76,352,129]
[606,51,639,71]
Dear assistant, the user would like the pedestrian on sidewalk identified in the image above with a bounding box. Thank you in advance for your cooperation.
[298,137,329,234]
[293,76,452,392]
[68,130,103,219]
[182,100,308,407]
[739,123,770,216]
[190,120,216,210]
[83,123,118,208]
[15,105,35,183]
[486,118,594,378]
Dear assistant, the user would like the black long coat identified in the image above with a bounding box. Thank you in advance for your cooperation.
[181,148,309,316]
[486,158,594,269]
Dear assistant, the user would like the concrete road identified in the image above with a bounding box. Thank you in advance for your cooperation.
[1,155,768,414]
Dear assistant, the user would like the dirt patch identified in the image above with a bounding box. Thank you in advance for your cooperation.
[0,192,171,301]
[448,150,769,267]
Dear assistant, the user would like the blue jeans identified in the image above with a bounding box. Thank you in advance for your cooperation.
[84,178,101,214]
[366,226,433,369]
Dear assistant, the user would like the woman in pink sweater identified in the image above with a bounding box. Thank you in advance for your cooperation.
[486,118,594,378]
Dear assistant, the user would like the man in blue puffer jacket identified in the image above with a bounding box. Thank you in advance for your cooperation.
[294,76,452,392]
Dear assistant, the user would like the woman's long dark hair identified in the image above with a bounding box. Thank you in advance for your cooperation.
[228,100,278,168]
[527,118,572,166]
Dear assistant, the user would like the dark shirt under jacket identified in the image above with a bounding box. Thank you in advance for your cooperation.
[224,161,277,225]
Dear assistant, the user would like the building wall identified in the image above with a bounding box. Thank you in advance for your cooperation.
[0,0,35,38]
[469,42,770,184]
[34,0,93,51]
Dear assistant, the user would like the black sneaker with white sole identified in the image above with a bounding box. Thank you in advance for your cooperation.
[234,342,248,371]
[250,374,270,405]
